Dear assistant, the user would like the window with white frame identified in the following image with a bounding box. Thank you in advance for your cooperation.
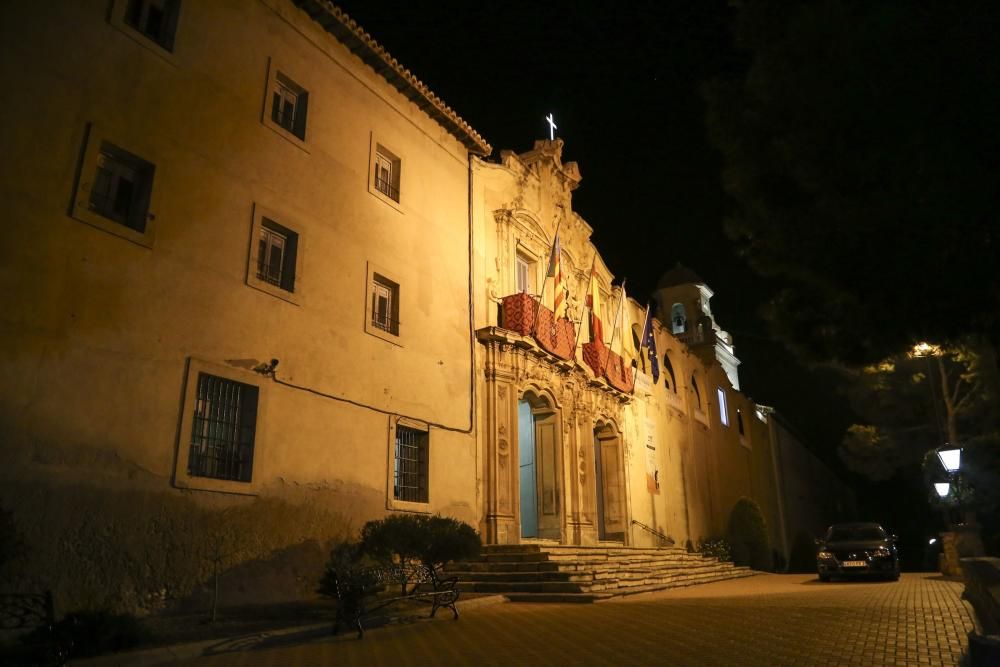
[717,387,730,426]
[187,373,258,483]
[370,273,399,336]
[256,218,298,292]
[124,0,181,51]
[88,141,155,233]
[516,252,536,295]
[393,424,429,503]
[270,72,308,140]
[373,144,400,202]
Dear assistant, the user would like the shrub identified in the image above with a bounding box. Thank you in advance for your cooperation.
[697,537,732,562]
[726,497,773,571]
[316,541,367,598]
[420,516,481,567]
[359,514,481,569]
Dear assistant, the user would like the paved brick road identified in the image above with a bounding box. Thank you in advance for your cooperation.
[178,573,975,666]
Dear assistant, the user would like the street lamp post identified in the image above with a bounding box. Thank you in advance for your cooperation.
[929,445,985,576]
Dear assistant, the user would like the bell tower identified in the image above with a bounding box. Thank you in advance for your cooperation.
[653,263,741,390]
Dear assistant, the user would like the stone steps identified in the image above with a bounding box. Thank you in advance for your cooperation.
[450,544,757,602]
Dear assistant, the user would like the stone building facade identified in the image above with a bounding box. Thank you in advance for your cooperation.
[0,0,850,611]
[470,140,799,552]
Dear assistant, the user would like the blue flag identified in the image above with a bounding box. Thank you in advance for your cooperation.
[640,304,659,383]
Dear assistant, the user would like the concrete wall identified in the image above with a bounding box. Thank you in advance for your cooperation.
[0,0,477,611]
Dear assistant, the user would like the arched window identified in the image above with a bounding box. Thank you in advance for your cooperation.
[691,374,701,409]
[671,303,686,334]
[663,352,677,393]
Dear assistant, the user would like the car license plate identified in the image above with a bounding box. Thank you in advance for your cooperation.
[842,560,867,568]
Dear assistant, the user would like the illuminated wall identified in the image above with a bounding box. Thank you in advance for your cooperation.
[0,0,482,610]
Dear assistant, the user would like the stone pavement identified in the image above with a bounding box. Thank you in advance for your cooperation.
[162,573,975,667]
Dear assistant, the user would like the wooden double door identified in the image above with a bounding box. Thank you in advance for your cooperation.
[518,400,560,539]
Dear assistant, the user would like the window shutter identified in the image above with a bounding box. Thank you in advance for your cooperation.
[281,233,298,292]
[162,0,181,51]
[294,91,308,140]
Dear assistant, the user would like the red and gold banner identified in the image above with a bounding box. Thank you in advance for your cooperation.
[500,292,575,361]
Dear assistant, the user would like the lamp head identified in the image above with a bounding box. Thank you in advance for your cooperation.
[937,447,962,473]
[934,482,951,498]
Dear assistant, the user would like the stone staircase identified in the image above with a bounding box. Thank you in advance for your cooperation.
[445,544,757,603]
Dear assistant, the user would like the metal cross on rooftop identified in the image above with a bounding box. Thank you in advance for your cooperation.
[546,113,557,140]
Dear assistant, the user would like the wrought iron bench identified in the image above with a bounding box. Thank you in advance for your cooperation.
[0,591,70,666]
[331,563,459,639]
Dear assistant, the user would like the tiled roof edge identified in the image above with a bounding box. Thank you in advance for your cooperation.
[293,0,493,155]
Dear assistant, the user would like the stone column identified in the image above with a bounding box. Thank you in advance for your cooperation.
[482,341,518,545]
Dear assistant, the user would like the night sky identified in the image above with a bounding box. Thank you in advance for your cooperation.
[334,0,856,464]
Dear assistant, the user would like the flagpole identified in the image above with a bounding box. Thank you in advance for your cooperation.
[531,216,563,337]
[638,303,650,353]
[573,252,598,355]
[602,278,626,377]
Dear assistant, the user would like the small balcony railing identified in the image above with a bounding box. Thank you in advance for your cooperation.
[374,175,399,202]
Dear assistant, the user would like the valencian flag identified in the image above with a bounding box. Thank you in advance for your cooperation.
[547,234,567,318]
[586,265,603,343]
[640,304,660,383]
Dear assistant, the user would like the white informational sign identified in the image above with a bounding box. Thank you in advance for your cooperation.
[645,420,659,494]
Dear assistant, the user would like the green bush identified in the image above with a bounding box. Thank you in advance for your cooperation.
[359,514,480,568]
[697,538,732,562]
[726,497,773,571]
[420,516,482,567]
[319,515,480,598]
[316,541,367,598]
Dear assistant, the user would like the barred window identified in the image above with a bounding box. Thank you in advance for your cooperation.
[394,425,428,503]
[256,218,298,292]
[370,273,400,336]
[270,72,308,140]
[373,144,400,202]
[188,373,258,483]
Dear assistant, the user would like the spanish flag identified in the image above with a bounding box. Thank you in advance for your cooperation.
[547,234,567,319]
[586,265,603,343]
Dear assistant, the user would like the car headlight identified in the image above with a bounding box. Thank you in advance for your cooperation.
[817,550,836,560]
[873,547,892,557]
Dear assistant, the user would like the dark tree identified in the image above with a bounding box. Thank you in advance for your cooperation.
[705,1,1000,365]
[839,339,999,480]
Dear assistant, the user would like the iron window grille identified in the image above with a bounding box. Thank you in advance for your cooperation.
[188,373,258,483]
[125,0,181,51]
[370,274,400,335]
[394,425,428,503]
[373,146,400,202]
[271,73,308,140]
[256,218,298,292]
[88,141,155,233]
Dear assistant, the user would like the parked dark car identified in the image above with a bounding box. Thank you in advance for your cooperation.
[815,522,900,581]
